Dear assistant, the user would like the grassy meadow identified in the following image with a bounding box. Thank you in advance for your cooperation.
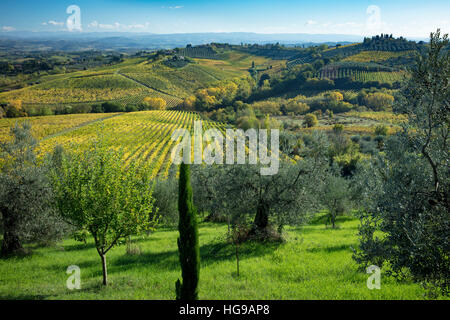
[0,216,435,300]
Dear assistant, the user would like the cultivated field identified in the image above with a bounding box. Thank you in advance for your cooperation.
[0,111,227,178]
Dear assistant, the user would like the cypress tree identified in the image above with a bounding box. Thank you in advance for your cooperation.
[175,163,200,300]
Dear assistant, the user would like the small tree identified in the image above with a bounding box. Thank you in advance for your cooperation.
[50,141,158,285]
[304,113,318,127]
[228,222,248,277]
[143,97,167,110]
[175,163,200,300]
[320,172,352,228]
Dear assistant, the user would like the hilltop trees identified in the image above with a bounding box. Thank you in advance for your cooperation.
[50,141,158,285]
[176,163,200,300]
[353,30,450,295]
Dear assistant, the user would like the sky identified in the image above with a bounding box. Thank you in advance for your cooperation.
[0,0,449,38]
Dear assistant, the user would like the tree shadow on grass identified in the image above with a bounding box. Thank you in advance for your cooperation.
[306,243,352,254]
[62,242,98,252]
[61,234,160,253]
[288,223,358,235]
[111,239,282,273]
[0,293,52,300]
[307,213,357,226]
[44,259,100,274]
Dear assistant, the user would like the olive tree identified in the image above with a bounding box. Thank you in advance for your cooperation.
[192,131,329,238]
[320,171,353,228]
[0,122,68,256]
[50,141,159,285]
[353,30,449,295]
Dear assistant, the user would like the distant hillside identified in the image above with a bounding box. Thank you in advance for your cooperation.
[0,32,367,51]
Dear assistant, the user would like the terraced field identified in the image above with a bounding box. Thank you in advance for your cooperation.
[0,111,227,178]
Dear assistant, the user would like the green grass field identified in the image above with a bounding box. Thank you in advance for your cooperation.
[0,216,439,300]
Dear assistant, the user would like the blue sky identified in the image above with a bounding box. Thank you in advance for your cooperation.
[0,0,449,37]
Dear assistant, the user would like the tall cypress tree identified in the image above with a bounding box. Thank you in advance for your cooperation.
[175,162,200,300]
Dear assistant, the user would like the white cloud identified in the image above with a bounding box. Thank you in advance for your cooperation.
[88,21,99,28]
[336,22,364,28]
[127,23,146,29]
[42,22,48,26]
[2,26,16,32]
[98,23,115,30]
[162,5,184,9]
[92,21,150,31]
[47,20,64,26]
[305,20,317,26]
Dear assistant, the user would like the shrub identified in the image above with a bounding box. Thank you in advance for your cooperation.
[54,105,73,115]
[351,135,361,143]
[101,102,124,113]
[332,124,344,134]
[304,78,335,90]
[374,124,388,136]
[251,100,280,115]
[284,100,310,115]
[72,104,92,114]
[91,104,104,113]
[125,104,139,112]
[143,97,167,110]
[363,92,394,111]
[5,104,27,118]
[326,91,344,102]
[237,116,260,130]
[304,113,318,127]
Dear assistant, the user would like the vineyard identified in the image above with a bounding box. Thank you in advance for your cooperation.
[0,113,118,143]
[0,72,152,105]
[342,50,415,63]
[350,71,406,83]
[176,46,219,59]
[18,110,229,178]
[317,63,406,83]
[0,53,244,110]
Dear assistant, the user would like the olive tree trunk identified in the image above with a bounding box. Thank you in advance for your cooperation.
[252,202,269,233]
[1,209,24,257]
